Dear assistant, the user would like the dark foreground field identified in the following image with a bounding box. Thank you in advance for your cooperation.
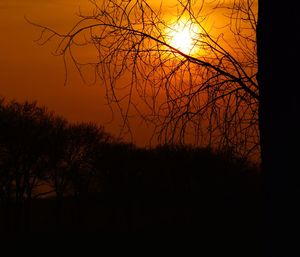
[0,172,262,255]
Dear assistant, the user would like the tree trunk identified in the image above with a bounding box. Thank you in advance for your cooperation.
[257,2,300,256]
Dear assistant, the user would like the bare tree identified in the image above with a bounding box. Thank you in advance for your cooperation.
[45,121,112,200]
[29,0,258,160]
[0,99,60,204]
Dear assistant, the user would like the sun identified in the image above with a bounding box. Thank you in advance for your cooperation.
[166,18,201,55]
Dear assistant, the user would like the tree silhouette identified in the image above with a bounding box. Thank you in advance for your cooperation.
[59,122,111,198]
[0,99,112,204]
[29,0,258,159]
[0,99,59,205]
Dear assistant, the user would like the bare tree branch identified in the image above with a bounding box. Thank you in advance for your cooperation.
[29,0,258,160]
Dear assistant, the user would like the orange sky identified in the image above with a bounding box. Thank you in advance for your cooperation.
[0,0,136,142]
[0,0,248,146]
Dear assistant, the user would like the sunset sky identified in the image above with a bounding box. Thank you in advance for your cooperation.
[0,0,247,146]
[1,0,135,142]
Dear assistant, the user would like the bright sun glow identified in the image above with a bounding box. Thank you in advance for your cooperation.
[167,19,201,55]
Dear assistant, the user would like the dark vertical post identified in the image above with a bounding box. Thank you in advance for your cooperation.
[257,2,300,256]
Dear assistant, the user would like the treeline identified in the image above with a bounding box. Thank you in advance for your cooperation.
[0,98,260,207]
[0,98,111,205]
[0,98,263,253]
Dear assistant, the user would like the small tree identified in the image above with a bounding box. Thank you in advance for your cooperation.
[45,120,112,199]
[30,0,258,159]
[0,99,59,204]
